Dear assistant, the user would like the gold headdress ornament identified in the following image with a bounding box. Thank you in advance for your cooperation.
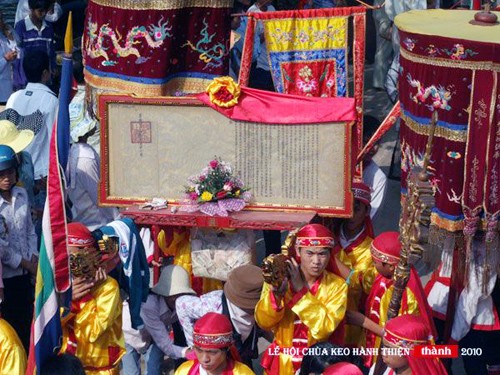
[261,228,298,288]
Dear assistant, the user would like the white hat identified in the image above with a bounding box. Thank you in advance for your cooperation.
[0,120,34,153]
[151,265,196,297]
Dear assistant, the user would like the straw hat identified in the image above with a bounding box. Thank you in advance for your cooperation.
[0,120,34,153]
[224,264,263,311]
[151,265,196,297]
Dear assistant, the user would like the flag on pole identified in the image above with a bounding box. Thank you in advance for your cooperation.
[26,13,73,375]
[26,116,71,375]
[57,11,73,170]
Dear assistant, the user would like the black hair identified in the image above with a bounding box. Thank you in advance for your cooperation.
[28,0,51,10]
[40,354,85,375]
[22,50,49,83]
[299,342,368,375]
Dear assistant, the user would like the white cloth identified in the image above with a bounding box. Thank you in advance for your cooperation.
[363,160,387,220]
[226,298,255,342]
[6,82,58,178]
[15,0,63,25]
[140,293,187,359]
[427,236,499,341]
[247,4,276,72]
[0,186,38,279]
[65,143,118,230]
[69,85,100,154]
[108,220,134,277]
[451,239,499,341]
[176,290,224,347]
[122,300,151,354]
[339,223,366,249]
[176,290,256,346]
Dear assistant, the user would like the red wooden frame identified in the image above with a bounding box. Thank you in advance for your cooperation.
[98,94,354,217]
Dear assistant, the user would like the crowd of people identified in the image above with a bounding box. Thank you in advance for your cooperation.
[0,0,499,375]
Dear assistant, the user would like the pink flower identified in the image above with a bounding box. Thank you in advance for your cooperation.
[199,175,206,182]
[189,192,198,201]
[209,160,219,169]
[223,182,233,191]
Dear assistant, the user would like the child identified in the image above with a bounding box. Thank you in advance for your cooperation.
[175,312,254,375]
[369,314,447,374]
[14,0,56,89]
[0,144,38,351]
[59,222,125,375]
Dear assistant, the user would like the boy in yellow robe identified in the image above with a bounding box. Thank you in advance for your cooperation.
[59,222,125,375]
[255,223,348,375]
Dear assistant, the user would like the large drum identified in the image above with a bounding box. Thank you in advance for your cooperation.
[396,9,500,240]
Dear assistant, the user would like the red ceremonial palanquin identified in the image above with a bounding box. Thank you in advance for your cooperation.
[397,13,500,236]
[83,0,232,97]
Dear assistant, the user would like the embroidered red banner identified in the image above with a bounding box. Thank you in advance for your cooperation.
[83,0,232,96]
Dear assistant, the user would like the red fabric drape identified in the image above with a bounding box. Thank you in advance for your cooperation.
[197,86,356,124]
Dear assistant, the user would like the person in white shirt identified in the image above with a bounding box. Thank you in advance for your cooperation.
[6,50,57,182]
[362,115,388,221]
[65,121,118,231]
[0,145,38,352]
[6,50,57,241]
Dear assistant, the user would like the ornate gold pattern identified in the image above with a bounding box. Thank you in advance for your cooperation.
[88,0,232,10]
[400,48,500,72]
[85,70,211,97]
[401,111,467,143]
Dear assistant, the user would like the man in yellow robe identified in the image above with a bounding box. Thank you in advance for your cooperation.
[255,224,348,375]
[59,222,125,375]
[334,180,375,346]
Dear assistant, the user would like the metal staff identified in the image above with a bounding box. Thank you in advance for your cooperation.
[374,111,437,375]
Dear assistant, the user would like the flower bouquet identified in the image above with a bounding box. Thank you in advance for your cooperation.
[179,158,251,217]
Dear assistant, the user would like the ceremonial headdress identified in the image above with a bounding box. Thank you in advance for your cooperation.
[383,315,448,375]
[370,231,401,265]
[352,180,371,206]
[67,222,95,248]
[295,223,335,251]
[68,222,100,278]
[193,312,234,349]
[323,362,363,375]
[224,264,263,311]
[384,314,433,349]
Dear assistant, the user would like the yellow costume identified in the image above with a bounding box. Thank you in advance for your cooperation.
[337,232,374,346]
[60,278,125,375]
[0,318,27,375]
[175,359,255,374]
[255,271,347,375]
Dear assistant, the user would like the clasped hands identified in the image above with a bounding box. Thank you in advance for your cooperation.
[72,267,107,301]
